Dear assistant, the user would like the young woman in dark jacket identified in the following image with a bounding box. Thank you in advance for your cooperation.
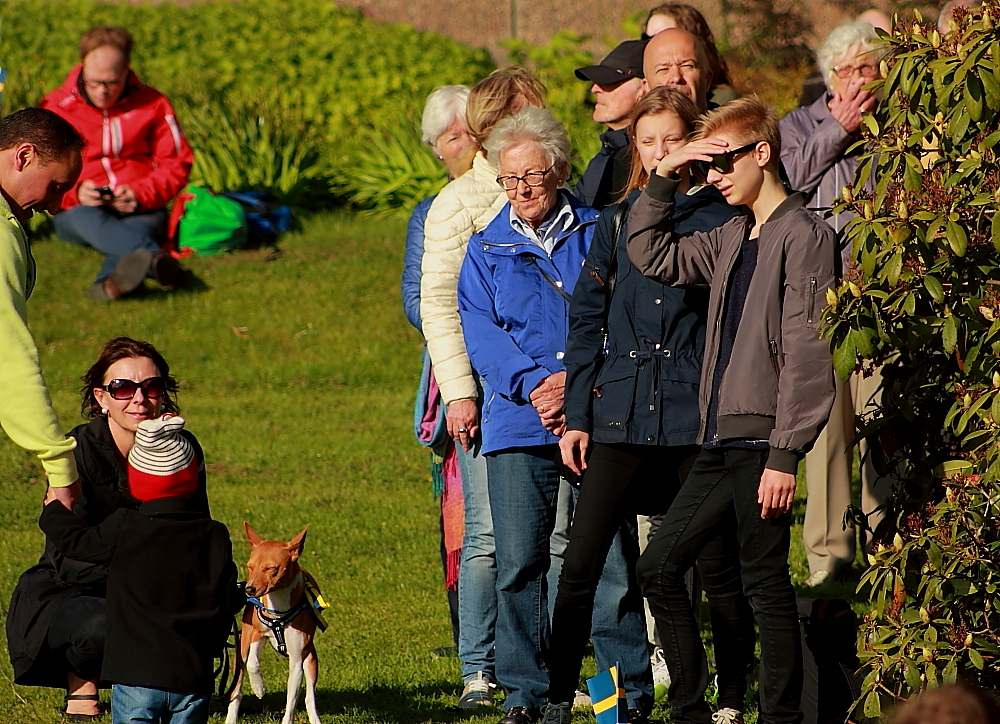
[541,88,755,724]
[6,337,208,721]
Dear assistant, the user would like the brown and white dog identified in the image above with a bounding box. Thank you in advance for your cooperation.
[226,523,323,724]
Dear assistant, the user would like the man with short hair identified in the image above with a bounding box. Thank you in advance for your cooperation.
[642,28,713,113]
[40,25,194,300]
[0,107,84,510]
[627,97,837,724]
[572,40,646,209]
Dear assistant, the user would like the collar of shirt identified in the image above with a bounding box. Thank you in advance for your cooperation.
[599,127,629,155]
[508,193,575,256]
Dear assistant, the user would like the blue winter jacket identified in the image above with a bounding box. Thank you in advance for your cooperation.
[564,186,743,446]
[458,191,599,455]
[401,196,435,332]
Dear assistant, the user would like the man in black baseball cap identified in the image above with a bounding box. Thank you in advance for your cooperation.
[572,39,647,209]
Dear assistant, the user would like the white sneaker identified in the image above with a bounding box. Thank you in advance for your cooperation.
[457,671,496,709]
[712,708,744,724]
[651,646,670,701]
[573,689,592,709]
[805,569,831,588]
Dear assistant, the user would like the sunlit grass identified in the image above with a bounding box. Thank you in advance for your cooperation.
[0,211,862,723]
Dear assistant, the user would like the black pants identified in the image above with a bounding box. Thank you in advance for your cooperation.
[547,443,754,710]
[637,448,801,724]
[46,596,106,682]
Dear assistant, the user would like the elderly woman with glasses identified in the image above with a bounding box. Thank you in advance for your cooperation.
[457,107,650,724]
[780,20,882,238]
[40,26,194,300]
[7,337,207,721]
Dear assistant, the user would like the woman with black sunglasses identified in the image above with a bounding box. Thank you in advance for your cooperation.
[7,337,207,721]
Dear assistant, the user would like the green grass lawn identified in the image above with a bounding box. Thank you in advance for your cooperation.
[0,211,862,723]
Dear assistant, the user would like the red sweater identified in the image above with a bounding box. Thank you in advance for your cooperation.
[39,65,194,213]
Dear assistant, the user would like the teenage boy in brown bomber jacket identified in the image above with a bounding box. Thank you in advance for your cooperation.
[626,97,836,724]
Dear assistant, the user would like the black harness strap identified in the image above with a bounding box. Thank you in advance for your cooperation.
[254,598,310,658]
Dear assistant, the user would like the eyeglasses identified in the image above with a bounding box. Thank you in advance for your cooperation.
[693,142,760,177]
[497,165,555,191]
[102,377,167,401]
[82,77,125,90]
[831,63,879,80]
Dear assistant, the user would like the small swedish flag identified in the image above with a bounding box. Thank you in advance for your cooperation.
[587,663,627,724]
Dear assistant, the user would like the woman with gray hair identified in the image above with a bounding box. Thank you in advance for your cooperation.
[780,21,891,590]
[780,20,881,237]
[458,107,650,724]
[402,84,477,663]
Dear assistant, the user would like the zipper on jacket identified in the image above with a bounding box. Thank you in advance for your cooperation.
[807,277,817,325]
[768,339,780,379]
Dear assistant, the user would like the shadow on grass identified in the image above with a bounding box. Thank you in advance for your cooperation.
[229,681,492,723]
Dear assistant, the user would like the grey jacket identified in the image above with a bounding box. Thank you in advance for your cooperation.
[625,174,837,473]
[779,93,864,237]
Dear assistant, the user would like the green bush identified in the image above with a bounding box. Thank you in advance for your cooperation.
[178,93,332,208]
[823,3,1000,710]
[0,0,493,202]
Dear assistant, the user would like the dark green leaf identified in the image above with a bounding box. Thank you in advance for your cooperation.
[833,334,858,380]
[924,275,945,302]
[946,221,968,256]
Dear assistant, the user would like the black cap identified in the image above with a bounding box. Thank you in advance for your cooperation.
[574,40,647,85]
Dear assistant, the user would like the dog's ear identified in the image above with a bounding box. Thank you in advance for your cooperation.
[244,522,263,547]
[287,524,309,561]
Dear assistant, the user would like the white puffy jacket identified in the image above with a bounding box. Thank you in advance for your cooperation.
[420,152,507,405]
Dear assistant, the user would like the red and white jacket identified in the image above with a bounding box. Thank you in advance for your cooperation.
[40,65,194,213]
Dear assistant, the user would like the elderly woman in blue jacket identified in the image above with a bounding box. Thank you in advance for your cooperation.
[458,107,650,724]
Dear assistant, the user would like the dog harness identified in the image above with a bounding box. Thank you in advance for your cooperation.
[248,576,329,658]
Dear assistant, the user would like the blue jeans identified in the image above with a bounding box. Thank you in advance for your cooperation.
[457,436,576,683]
[488,446,651,712]
[111,685,209,724]
[53,206,167,283]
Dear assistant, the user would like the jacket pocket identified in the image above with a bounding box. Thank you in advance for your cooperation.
[768,339,781,381]
[806,276,818,326]
[592,373,636,434]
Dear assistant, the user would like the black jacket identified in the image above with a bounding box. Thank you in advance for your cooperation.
[39,496,242,694]
[565,185,742,446]
[572,128,630,210]
[7,417,208,688]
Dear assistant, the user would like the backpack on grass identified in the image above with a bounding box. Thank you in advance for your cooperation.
[166,185,247,257]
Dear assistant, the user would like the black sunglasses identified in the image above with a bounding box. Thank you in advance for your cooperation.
[693,141,761,178]
[102,377,167,401]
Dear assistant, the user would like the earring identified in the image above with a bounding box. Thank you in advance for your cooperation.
[101,408,108,415]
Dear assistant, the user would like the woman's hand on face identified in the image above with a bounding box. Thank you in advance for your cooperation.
[447,398,479,452]
[654,138,730,178]
[559,430,590,475]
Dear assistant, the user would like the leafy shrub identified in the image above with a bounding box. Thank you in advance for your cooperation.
[823,3,1000,711]
[179,93,334,208]
[346,117,448,219]
[0,0,493,201]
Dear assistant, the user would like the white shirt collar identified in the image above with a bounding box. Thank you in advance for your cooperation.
[508,194,574,256]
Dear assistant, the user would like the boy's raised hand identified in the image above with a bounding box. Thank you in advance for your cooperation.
[654,137,730,178]
[758,468,796,518]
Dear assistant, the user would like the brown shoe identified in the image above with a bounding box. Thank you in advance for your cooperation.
[89,248,152,300]
[151,253,189,288]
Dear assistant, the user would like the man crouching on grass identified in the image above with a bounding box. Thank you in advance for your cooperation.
[627,96,836,724]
